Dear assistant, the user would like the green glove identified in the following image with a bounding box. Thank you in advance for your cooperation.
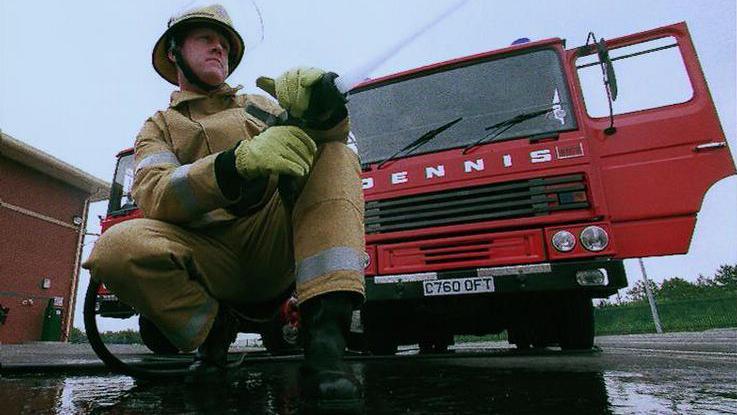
[257,67,325,118]
[235,126,317,179]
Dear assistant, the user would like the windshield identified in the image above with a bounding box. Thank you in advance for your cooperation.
[347,49,577,164]
[107,153,136,215]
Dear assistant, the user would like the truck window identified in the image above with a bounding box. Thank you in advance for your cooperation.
[576,36,693,118]
[348,49,577,164]
[108,153,136,214]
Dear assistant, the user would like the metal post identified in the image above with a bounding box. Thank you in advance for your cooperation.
[638,258,663,333]
[64,196,91,342]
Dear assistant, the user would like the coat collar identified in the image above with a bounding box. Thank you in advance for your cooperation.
[169,83,243,108]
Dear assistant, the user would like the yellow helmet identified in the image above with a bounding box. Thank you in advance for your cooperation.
[152,4,245,85]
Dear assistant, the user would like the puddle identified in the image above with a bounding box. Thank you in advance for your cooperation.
[1,361,735,414]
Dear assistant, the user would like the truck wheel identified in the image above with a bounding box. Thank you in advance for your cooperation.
[419,334,454,354]
[139,315,179,355]
[557,293,595,350]
[366,335,398,355]
[261,319,300,355]
[346,330,365,352]
[507,328,532,350]
[418,340,434,353]
[362,305,398,355]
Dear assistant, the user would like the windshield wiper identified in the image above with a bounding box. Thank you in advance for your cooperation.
[462,107,553,154]
[377,117,463,169]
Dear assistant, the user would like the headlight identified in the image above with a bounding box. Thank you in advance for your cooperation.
[552,230,576,252]
[580,226,609,251]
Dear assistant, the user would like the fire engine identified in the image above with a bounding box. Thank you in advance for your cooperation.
[86,22,735,356]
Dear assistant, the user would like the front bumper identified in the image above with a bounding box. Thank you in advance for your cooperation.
[365,259,626,301]
[97,294,135,318]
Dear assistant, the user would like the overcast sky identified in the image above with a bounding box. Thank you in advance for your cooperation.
[1,0,735,331]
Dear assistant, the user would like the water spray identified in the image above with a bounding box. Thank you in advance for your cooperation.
[334,0,470,93]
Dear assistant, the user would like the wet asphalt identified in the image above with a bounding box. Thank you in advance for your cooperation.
[1,329,735,414]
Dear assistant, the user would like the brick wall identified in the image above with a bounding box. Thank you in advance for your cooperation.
[0,157,87,343]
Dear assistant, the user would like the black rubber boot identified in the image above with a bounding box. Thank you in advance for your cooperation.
[185,305,238,384]
[299,291,363,414]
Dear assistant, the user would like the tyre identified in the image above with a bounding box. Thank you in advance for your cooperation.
[139,315,179,355]
[507,327,532,350]
[418,334,453,354]
[361,305,398,355]
[506,297,536,350]
[507,293,579,350]
[366,334,398,355]
[346,331,365,352]
[557,293,594,350]
[261,319,300,355]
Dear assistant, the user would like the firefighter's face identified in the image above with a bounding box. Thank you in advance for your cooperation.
[178,26,231,87]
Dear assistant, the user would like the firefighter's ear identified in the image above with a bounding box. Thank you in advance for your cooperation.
[167,50,176,64]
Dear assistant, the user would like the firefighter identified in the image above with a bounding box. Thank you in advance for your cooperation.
[83,3,365,409]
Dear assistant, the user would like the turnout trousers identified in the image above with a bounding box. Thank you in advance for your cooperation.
[83,142,365,352]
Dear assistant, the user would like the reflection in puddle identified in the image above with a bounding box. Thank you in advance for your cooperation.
[362,362,613,414]
[604,370,737,414]
[1,363,734,414]
[57,376,136,412]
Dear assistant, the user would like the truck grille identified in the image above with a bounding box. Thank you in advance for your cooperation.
[365,174,589,234]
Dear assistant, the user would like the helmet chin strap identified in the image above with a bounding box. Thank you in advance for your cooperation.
[172,47,223,93]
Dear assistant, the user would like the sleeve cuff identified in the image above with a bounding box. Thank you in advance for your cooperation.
[214,146,242,200]
[304,117,350,145]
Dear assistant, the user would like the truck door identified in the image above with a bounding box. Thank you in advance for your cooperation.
[567,22,735,258]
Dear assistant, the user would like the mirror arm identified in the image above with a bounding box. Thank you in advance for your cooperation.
[595,37,618,135]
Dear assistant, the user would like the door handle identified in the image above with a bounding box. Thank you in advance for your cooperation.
[694,141,727,151]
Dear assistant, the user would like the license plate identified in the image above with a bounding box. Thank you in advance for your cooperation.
[422,277,495,297]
